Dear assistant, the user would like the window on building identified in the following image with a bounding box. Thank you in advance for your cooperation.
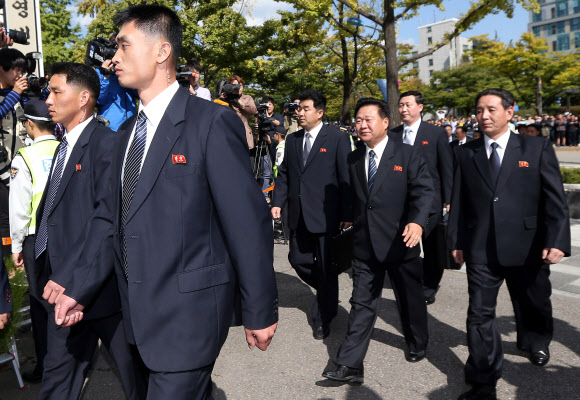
[428,58,434,66]
[533,26,541,36]
[551,7,556,18]
[463,44,469,50]
[557,34,570,50]
[571,18,580,32]
[574,0,580,13]
[552,40,558,51]
[533,11,542,22]
[427,26,432,33]
[429,70,433,77]
[557,21,566,34]
[413,62,419,69]
[556,1,569,17]
[576,32,580,48]
[428,37,432,44]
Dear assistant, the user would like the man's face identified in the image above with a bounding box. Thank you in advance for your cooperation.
[267,101,274,115]
[445,125,452,137]
[0,66,24,87]
[298,99,323,131]
[45,74,84,128]
[456,128,466,140]
[398,95,423,125]
[113,21,160,90]
[476,95,514,138]
[355,105,389,148]
[188,68,200,87]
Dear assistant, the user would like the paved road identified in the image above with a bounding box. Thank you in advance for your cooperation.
[1,234,580,400]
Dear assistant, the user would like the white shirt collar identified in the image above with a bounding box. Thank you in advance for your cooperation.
[137,81,180,128]
[306,121,323,140]
[33,134,56,144]
[64,116,93,149]
[484,128,511,151]
[365,134,388,162]
[403,118,422,134]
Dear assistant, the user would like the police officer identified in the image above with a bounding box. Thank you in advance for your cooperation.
[9,99,59,383]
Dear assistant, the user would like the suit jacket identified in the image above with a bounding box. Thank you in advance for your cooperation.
[273,125,352,233]
[95,88,276,372]
[390,122,453,214]
[349,139,434,263]
[450,137,473,150]
[34,119,120,320]
[447,134,571,266]
[0,247,11,314]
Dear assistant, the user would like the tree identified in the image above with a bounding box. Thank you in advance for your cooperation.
[321,0,540,126]
[40,0,82,66]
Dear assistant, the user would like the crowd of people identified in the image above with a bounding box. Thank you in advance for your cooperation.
[0,6,573,400]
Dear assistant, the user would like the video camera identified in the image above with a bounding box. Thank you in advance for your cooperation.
[176,63,192,89]
[215,79,241,104]
[85,37,117,73]
[283,99,300,116]
[3,28,27,45]
[24,52,48,96]
[255,100,275,145]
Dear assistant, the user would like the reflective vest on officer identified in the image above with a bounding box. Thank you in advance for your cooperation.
[17,139,60,230]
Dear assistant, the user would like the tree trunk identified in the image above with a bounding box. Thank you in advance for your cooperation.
[536,76,543,115]
[384,0,400,127]
[339,3,353,125]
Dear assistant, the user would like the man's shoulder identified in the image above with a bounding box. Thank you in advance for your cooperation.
[391,124,404,133]
[347,145,365,164]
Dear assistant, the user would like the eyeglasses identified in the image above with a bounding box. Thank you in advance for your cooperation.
[20,119,28,126]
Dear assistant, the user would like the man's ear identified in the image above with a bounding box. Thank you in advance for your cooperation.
[156,42,172,64]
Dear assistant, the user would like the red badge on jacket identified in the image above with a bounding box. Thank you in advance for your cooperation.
[172,155,187,164]
[75,164,82,171]
[320,148,327,152]
[519,161,529,168]
[394,165,403,172]
[422,141,429,145]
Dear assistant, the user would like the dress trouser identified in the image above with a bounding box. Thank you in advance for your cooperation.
[336,256,428,370]
[146,363,215,400]
[22,234,48,372]
[288,214,337,326]
[422,212,443,299]
[39,312,147,400]
[465,263,553,386]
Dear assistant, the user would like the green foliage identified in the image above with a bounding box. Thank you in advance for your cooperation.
[0,258,27,354]
[40,0,82,66]
[561,168,580,184]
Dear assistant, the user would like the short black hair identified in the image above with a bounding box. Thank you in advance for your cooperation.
[0,48,26,72]
[186,57,201,72]
[456,125,466,134]
[32,119,57,133]
[114,4,183,65]
[354,98,390,119]
[51,62,100,102]
[475,88,515,110]
[274,131,286,139]
[263,96,275,105]
[298,90,326,112]
[399,90,424,105]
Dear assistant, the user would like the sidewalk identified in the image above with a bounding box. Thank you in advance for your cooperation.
[1,242,579,399]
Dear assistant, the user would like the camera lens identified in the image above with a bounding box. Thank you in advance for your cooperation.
[6,29,28,45]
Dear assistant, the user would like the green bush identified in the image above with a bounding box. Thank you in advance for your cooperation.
[0,257,27,353]
[561,168,580,184]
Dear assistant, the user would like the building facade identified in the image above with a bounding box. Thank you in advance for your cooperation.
[528,0,580,52]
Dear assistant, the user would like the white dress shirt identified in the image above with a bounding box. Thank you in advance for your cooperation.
[484,129,511,165]
[364,135,389,177]
[122,81,180,180]
[303,121,324,152]
[402,119,422,146]
[52,116,94,180]
[194,85,212,101]
[458,138,467,145]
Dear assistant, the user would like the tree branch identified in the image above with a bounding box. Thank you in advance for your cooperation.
[333,0,384,27]
[325,12,387,51]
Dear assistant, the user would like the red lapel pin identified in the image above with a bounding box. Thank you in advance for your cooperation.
[75,164,82,171]
[320,148,327,152]
[394,165,403,172]
[422,141,429,145]
[172,155,187,164]
[519,161,529,167]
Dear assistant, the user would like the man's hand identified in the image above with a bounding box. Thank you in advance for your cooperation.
[0,30,13,47]
[188,84,196,96]
[446,204,450,213]
[542,248,564,264]
[272,119,280,126]
[340,222,352,230]
[13,76,28,95]
[12,253,24,267]
[54,294,84,327]
[0,312,10,329]
[271,207,281,220]
[101,59,114,75]
[43,280,66,304]
[452,250,464,264]
[245,322,277,351]
[402,223,422,247]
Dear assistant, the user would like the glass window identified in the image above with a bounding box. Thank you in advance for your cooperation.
[575,32,580,48]
[557,34,570,51]
[574,0,580,13]
[427,27,432,33]
[533,26,541,36]
[429,70,433,77]
[411,51,418,56]
[463,44,469,50]
[533,11,542,22]
[552,40,558,51]
[557,1,568,17]
[552,24,557,35]
[428,37,432,44]
[557,21,566,34]
[413,62,419,69]
[571,18,580,32]
[428,59,434,66]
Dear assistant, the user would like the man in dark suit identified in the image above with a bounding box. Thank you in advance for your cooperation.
[322,98,434,384]
[390,91,453,305]
[448,88,570,400]
[34,62,146,400]
[53,6,278,399]
[450,126,473,149]
[0,248,10,330]
[272,90,352,340]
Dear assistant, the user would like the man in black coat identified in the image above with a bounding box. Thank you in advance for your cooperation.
[390,91,453,304]
[0,247,10,330]
[322,98,434,384]
[450,125,473,149]
[448,88,570,400]
[272,90,352,339]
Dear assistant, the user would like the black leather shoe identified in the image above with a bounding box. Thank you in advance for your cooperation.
[458,384,497,400]
[426,294,436,305]
[313,323,330,340]
[322,365,364,384]
[405,349,426,362]
[22,366,43,383]
[530,349,550,366]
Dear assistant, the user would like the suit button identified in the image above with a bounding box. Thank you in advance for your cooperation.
[368,206,373,210]
[494,197,499,202]
[300,178,304,183]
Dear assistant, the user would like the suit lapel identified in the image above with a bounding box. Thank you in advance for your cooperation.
[369,139,395,197]
[304,126,328,170]
[295,130,305,172]
[495,133,521,193]
[414,122,426,147]
[471,138,494,191]
[123,88,188,225]
[49,119,97,215]
[113,115,137,230]
[354,148,368,198]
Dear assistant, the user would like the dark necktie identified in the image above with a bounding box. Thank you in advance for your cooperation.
[35,137,68,259]
[121,111,148,277]
[303,132,311,166]
[368,149,377,191]
[489,142,501,184]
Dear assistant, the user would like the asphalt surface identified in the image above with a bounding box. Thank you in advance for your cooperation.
[1,237,579,400]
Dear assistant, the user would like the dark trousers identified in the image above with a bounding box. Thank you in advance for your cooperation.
[465,263,553,386]
[40,312,147,400]
[422,212,444,299]
[22,234,48,371]
[288,215,337,326]
[336,256,428,370]
[147,363,215,400]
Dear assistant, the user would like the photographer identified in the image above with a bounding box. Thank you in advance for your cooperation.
[284,97,300,134]
[186,57,211,101]
[94,34,138,131]
[228,75,257,150]
[1,28,14,48]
